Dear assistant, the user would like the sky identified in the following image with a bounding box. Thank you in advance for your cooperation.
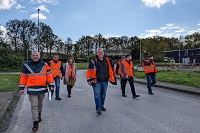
[0,0,200,42]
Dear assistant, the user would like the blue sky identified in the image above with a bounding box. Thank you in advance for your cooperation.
[0,0,200,42]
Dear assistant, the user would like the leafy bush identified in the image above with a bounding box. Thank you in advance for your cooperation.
[0,48,24,71]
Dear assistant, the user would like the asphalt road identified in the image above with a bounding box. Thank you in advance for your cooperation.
[6,70,200,133]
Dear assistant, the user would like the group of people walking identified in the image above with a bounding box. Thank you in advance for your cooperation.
[19,48,158,131]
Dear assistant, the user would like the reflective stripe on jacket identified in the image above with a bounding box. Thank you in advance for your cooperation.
[19,60,54,95]
[143,59,158,74]
[50,60,62,77]
[86,57,116,84]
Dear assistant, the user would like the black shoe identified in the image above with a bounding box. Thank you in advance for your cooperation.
[55,97,62,100]
[102,107,106,111]
[68,94,71,98]
[148,92,154,95]
[122,94,127,97]
[38,113,42,123]
[96,109,101,115]
[133,95,140,98]
[32,121,39,131]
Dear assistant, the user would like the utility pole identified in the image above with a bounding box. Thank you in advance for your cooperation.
[38,9,40,52]
[140,39,142,63]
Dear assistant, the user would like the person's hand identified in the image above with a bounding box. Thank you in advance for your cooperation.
[87,81,92,86]
[126,75,129,78]
[20,90,24,95]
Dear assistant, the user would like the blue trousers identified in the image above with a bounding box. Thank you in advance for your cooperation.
[146,73,156,93]
[54,77,61,97]
[92,81,108,110]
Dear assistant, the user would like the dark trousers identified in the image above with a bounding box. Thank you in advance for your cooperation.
[121,77,136,96]
[67,85,73,95]
[146,73,156,93]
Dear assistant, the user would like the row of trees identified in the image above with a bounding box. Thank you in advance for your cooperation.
[1,19,200,62]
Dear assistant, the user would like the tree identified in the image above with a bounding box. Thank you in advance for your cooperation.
[6,19,21,52]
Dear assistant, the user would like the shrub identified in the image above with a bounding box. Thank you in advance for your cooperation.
[0,48,24,71]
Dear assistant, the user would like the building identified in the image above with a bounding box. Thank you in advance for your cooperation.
[164,48,200,64]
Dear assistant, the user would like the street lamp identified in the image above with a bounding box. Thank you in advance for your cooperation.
[139,39,142,63]
[38,9,40,52]
[179,36,183,63]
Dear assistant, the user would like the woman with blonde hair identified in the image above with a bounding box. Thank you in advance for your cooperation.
[63,57,77,97]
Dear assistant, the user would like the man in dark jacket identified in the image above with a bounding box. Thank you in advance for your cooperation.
[86,48,116,115]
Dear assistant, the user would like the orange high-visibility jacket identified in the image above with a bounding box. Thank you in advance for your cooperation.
[86,57,116,84]
[142,59,158,74]
[116,60,123,75]
[49,60,62,77]
[19,59,54,95]
[120,60,134,78]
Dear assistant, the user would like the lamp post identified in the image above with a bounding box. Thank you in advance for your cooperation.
[38,9,40,52]
[139,39,142,63]
[179,36,183,63]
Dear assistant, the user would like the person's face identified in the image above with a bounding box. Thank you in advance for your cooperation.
[53,55,59,61]
[97,49,104,59]
[32,52,40,62]
[69,59,73,64]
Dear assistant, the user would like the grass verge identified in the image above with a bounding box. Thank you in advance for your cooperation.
[0,74,20,92]
[135,71,200,89]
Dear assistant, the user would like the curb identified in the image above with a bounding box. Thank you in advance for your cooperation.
[0,90,19,123]
[116,76,200,96]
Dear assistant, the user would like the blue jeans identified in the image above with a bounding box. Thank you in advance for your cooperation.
[146,73,156,93]
[92,81,108,110]
[54,77,60,97]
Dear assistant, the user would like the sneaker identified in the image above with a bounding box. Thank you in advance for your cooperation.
[122,94,127,97]
[102,107,106,111]
[133,95,140,98]
[55,97,62,100]
[68,95,71,98]
[148,92,154,95]
[96,109,101,115]
[32,121,38,131]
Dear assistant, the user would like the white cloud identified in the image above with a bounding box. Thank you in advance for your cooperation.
[141,0,176,8]
[29,13,47,20]
[141,23,189,38]
[15,3,25,10]
[34,5,49,12]
[187,30,197,35]
[30,0,58,5]
[0,25,8,38]
[197,22,200,26]
[0,0,16,10]
[175,28,185,33]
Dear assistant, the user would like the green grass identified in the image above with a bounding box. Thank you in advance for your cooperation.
[76,63,88,70]
[135,71,200,88]
[0,74,20,91]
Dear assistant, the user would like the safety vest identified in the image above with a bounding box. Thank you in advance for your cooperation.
[142,59,158,74]
[116,60,123,75]
[50,60,62,77]
[19,63,54,94]
[86,57,116,84]
[64,63,76,79]
[120,60,134,78]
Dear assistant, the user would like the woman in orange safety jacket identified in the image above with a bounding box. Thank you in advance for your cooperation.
[63,57,77,97]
